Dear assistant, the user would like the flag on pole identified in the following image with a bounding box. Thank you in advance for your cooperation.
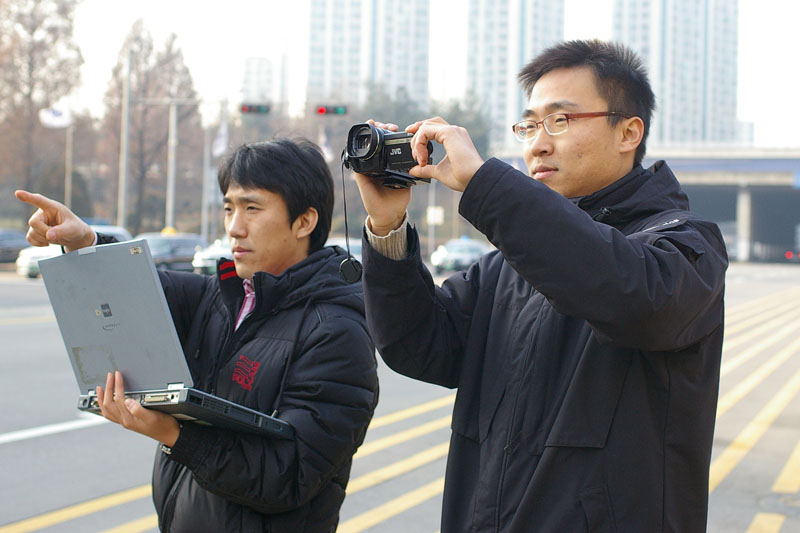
[212,120,229,158]
[38,108,72,129]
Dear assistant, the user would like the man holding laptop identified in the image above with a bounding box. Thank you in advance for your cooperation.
[16,138,378,532]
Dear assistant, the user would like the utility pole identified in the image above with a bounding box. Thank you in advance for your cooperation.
[166,102,178,229]
[64,124,73,210]
[201,126,211,244]
[116,49,131,229]
[122,96,200,231]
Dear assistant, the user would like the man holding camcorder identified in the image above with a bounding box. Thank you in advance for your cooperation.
[351,39,727,532]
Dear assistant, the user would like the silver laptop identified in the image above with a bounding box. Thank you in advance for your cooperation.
[38,239,294,440]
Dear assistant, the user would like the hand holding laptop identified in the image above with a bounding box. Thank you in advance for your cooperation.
[14,189,95,251]
[96,371,181,448]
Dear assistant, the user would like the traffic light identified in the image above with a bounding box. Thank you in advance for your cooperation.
[240,103,271,114]
[316,105,347,115]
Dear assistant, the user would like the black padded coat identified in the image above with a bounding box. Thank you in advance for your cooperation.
[362,159,727,532]
[89,242,379,532]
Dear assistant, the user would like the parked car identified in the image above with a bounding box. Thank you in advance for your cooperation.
[0,229,29,263]
[325,237,362,262]
[136,232,206,272]
[192,237,231,274]
[16,243,62,278]
[430,237,491,274]
[15,224,132,278]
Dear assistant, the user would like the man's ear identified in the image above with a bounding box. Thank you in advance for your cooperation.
[293,207,319,239]
[619,116,644,156]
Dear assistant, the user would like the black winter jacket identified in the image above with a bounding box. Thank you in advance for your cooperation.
[93,242,378,532]
[362,160,727,532]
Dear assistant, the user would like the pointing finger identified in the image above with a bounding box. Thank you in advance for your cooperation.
[15,190,63,212]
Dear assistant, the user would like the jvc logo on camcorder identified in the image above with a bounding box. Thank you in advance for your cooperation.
[390,148,402,156]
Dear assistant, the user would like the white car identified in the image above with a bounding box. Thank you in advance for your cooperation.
[192,237,232,274]
[325,237,362,262]
[430,237,491,274]
[15,225,132,278]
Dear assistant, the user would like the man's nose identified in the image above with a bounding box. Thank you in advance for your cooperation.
[525,129,554,157]
[227,210,246,237]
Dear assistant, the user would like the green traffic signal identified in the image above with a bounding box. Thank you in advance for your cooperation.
[240,104,271,114]
[316,105,347,115]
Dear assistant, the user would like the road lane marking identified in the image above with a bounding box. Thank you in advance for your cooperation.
[0,315,54,326]
[717,336,800,418]
[337,477,445,533]
[368,394,454,429]
[746,512,786,533]
[724,299,798,338]
[102,514,158,533]
[721,318,800,376]
[355,416,451,459]
[772,438,800,493]
[709,367,800,493]
[725,287,800,323]
[348,442,449,494]
[0,400,450,529]
[722,307,800,356]
[0,415,108,445]
[0,485,151,533]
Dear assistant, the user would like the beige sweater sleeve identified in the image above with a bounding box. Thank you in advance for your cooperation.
[364,213,409,261]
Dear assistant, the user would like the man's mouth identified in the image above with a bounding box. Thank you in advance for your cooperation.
[531,165,557,181]
[232,246,251,259]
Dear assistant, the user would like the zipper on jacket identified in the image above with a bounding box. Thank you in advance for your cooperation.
[160,465,190,533]
[494,310,541,532]
[495,391,521,532]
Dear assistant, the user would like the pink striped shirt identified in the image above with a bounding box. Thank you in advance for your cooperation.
[235,278,256,330]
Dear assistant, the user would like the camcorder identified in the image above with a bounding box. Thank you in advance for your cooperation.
[342,123,434,188]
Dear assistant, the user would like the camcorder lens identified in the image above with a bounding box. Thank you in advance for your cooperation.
[351,127,373,157]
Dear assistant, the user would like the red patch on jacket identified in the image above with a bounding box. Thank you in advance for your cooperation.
[232,355,260,391]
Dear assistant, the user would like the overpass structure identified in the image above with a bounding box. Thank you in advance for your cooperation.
[498,147,800,262]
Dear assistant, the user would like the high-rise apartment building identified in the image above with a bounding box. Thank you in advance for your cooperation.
[307,0,430,111]
[241,57,274,104]
[613,0,745,145]
[466,0,565,152]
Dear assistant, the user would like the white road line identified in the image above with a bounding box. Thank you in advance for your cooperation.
[0,414,108,445]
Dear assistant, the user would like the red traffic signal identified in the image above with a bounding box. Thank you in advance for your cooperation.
[316,105,347,115]
[240,104,270,114]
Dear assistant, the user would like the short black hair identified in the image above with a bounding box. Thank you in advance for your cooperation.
[518,39,655,166]
[218,138,334,253]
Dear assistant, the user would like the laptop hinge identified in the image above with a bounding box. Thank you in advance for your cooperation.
[167,383,185,390]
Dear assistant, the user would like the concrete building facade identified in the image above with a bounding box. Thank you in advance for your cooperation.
[466,0,565,152]
[306,0,430,111]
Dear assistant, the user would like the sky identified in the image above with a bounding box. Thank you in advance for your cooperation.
[68,0,799,148]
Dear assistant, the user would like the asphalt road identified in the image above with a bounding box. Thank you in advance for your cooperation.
[1,262,799,532]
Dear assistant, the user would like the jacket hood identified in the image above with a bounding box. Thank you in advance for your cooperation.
[217,245,364,317]
[575,160,689,226]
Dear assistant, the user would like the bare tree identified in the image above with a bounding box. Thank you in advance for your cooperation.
[0,0,82,223]
[101,21,204,236]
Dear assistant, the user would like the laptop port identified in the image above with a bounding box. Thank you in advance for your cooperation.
[144,393,176,403]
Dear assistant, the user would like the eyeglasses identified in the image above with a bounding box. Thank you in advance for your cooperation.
[511,112,631,142]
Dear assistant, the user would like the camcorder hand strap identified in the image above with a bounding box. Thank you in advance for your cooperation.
[338,161,363,284]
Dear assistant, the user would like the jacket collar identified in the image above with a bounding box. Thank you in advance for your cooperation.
[216,246,364,318]
[572,161,689,227]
